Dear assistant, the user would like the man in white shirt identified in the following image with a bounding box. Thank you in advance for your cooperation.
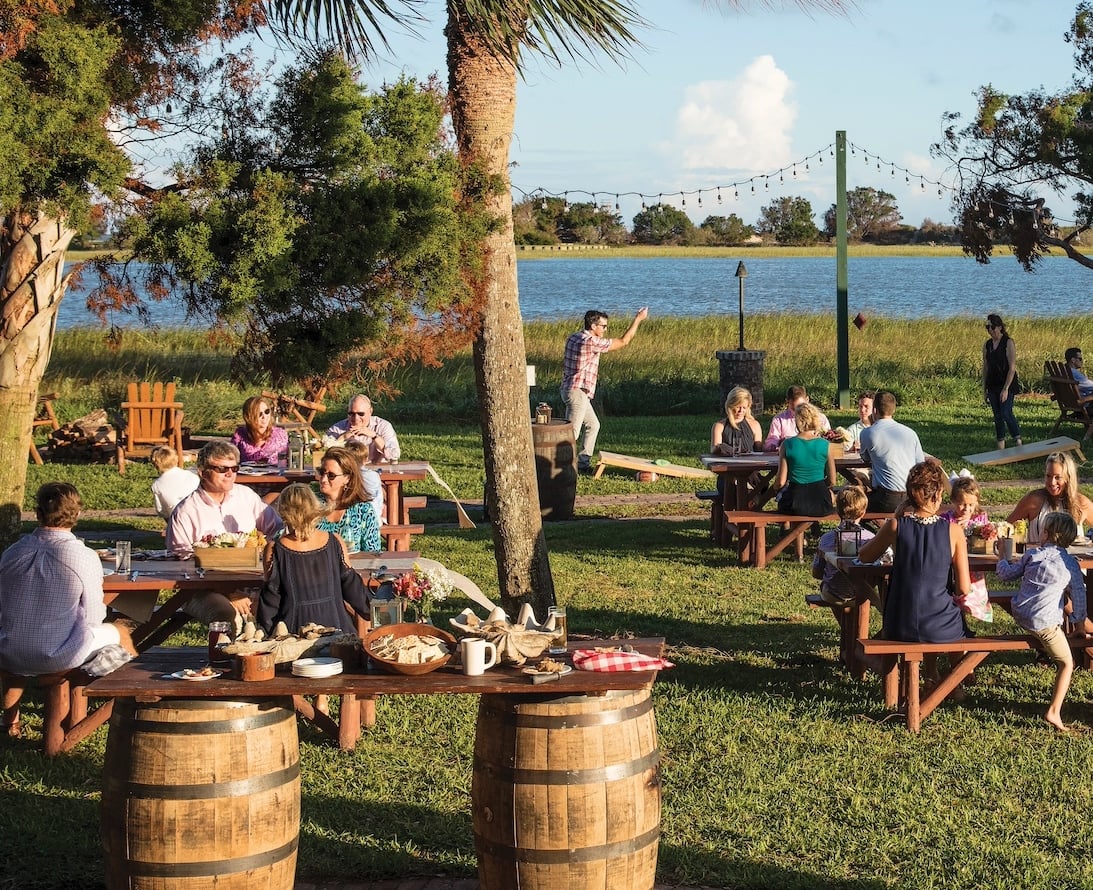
[1065,347,1093,397]
[324,395,401,463]
[167,441,282,622]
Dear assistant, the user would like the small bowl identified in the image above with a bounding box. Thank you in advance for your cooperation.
[362,623,457,676]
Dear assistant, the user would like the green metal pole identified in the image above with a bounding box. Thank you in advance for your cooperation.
[835,130,850,408]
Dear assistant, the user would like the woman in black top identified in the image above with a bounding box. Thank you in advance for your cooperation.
[983,313,1022,450]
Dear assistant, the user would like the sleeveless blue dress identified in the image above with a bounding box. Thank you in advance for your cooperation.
[882,514,967,642]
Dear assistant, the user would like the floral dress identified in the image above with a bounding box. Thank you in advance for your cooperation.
[317,499,381,554]
[941,509,993,622]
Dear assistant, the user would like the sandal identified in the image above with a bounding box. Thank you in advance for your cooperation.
[5,720,21,739]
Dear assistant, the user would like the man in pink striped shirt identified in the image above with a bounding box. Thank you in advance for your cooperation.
[561,307,648,473]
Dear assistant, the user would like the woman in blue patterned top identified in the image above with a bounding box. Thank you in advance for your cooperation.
[314,447,381,553]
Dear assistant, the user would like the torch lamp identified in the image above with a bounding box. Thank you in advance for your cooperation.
[735,261,748,350]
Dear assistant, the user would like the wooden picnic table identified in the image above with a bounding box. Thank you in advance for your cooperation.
[87,638,667,890]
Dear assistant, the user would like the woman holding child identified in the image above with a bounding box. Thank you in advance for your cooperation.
[1007,451,1093,544]
[859,461,970,661]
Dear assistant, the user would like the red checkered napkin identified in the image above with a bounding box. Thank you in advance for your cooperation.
[572,648,674,672]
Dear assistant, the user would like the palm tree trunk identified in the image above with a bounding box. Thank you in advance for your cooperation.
[447,4,556,616]
[0,211,74,545]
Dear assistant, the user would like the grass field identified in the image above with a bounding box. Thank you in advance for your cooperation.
[7,308,1093,889]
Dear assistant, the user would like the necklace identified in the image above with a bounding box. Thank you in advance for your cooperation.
[906,512,941,525]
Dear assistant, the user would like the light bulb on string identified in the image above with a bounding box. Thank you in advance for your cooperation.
[764,177,769,190]
[876,161,881,171]
[563,191,569,212]
[615,194,620,211]
[734,189,739,200]
[717,187,722,204]
[681,193,686,207]
[697,191,702,207]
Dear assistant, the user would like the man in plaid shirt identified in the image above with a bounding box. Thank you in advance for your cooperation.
[561,307,648,473]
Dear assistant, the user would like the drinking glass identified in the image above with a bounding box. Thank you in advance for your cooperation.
[548,606,568,654]
[114,541,132,575]
[207,621,232,667]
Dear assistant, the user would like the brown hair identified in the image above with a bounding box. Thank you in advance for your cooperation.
[906,461,947,510]
[36,482,82,528]
[949,476,980,502]
[320,447,367,510]
[1040,511,1078,548]
[242,395,273,446]
[343,440,369,465]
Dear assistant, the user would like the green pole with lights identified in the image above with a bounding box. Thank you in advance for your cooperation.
[835,130,850,408]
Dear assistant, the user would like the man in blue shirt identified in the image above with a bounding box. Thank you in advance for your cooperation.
[1065,347,1093,397]
[859,391,927,514]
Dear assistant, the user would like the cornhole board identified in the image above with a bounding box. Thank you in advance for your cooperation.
[963,436,1084,467]
[594,450,716,479]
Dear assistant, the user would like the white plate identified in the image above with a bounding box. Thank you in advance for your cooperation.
[522,665,573,677]
[291,657,343,678]
[165,669,222,681]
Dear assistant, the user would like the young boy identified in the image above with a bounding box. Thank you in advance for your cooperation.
[812,485,875,607]
[344,439,385,524]
[996,511,1093,732]
[150,445,199,520]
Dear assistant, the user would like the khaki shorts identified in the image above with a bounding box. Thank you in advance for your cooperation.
[1027,623,1073,669]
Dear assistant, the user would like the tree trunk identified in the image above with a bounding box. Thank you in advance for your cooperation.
[0,211,74,546]
[447,5,556,617]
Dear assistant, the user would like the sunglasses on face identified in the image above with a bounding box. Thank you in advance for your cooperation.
[348,411,368,416]
[985,323,998,330]
[206,464,239,474]
[316,471,345,482]
[258,408,271,417]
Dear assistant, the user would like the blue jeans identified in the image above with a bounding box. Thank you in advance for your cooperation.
[987,388,1021,442]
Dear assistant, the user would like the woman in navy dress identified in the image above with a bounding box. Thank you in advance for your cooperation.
[858,461,970,682]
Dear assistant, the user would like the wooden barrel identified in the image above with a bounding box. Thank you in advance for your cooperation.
[531,419,578,521]
[101,698,300,890]
[472,688,661,890]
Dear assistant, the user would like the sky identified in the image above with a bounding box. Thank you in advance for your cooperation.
[341,0,1083,231]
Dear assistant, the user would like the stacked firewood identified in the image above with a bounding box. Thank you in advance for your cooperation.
[47,409,118,462]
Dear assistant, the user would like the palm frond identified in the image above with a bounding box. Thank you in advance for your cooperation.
[263,0,427,59]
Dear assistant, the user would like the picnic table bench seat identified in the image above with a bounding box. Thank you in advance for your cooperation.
[725,509,893,568]
[380,523,425,551]
[1,666,113,756]
[858,634,1093,733]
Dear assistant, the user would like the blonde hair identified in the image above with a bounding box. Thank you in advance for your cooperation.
[276,483,328,539]
[1040,511,1078,548]
[150,445,180,473]
[794,402,823,433]
[835,485,868,522]
[723,386,753,430]
[949,477,980,503]
[1043,451,1083,524]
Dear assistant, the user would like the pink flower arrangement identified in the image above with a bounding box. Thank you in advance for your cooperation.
[966,519,998,541]
[391,564,453,622]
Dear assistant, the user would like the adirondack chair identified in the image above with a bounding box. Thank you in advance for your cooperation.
[117,382,185,474]
[28,392,60,465]
[261,386,327,443]
[1044,360,1093,439]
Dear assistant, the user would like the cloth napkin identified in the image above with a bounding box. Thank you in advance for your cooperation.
[572,648,674,672]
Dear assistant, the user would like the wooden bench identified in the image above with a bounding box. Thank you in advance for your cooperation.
[1,667,113,756]
[696,489,722,543]
[858,635,1093,732]
[725,510,892,568]
[401,495,428,524]
[380,523,425,552]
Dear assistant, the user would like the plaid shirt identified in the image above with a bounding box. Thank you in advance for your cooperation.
[0,528,107,674]
[561,330,612,398]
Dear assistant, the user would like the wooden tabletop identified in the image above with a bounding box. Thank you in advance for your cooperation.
[86,639,667,699]
[701,452,869,472]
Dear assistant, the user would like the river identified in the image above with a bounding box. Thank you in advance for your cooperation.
[59,255,1090,329]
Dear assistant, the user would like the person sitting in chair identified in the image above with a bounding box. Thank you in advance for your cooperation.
[1065,347,1093,397]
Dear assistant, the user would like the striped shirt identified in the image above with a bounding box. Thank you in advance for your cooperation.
[996,544,1086,632]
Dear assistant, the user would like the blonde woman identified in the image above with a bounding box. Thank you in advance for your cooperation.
[257,483,371,635]
[1008,451,1093,543]
[711,386,763,456]
[231,395,288,464]
[775,402,835,516]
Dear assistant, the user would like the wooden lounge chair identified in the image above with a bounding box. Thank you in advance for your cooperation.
[262,387,327,443]
[117,382,184,474]
[1044,360,1093,440]
[28,391,60,465]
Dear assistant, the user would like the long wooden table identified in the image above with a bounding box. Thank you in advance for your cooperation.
[87,638,668,889]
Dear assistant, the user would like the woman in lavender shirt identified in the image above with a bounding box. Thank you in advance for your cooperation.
[231,396,288,463]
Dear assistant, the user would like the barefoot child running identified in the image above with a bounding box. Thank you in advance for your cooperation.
[940,476,993,623]
[996,511,1092,732]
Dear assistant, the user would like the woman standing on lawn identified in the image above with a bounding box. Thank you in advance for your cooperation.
[983,313,1022,450]
[859,461,970,682]
[1007,451,1093,544]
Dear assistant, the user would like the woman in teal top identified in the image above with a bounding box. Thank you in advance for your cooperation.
[314,447,381,553]
[775,403,835,516]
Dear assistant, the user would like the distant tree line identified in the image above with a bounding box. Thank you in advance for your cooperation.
[512,186,962,247]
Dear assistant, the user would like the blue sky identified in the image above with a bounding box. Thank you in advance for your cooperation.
[349,0,1082,231]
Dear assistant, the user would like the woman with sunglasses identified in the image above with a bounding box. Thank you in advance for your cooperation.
[315,447,381,553]
[983,314,1023,450]
[231,396,289,464]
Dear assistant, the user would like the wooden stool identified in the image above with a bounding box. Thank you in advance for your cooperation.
[1,667,113,755]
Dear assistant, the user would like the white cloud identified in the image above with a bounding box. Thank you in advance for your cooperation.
[669,55,797,174]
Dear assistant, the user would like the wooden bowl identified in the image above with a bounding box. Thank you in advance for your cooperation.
[362,623,457,676]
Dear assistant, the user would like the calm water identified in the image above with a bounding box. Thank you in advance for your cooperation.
[60,255,1091,329]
